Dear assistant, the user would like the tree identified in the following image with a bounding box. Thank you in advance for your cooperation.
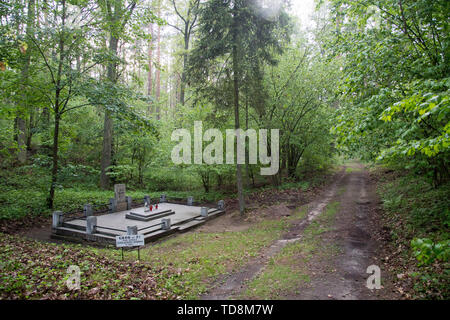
[27,0,105,208]
[155,0,161,119]
[262,43,340,180]
[188,0,291,214]
[167,0,200,106]
[99,0,138,189]
[15,0,36,164]
[147,22,153,114]
[325,0,449,185]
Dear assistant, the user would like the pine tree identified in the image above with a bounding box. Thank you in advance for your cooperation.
[188,0,291,214]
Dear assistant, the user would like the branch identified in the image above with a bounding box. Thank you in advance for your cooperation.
[28,34,56,85]
[172,0,187,24]
[121,0,138,31]
[60,102,94,115]
[166,22,184,34]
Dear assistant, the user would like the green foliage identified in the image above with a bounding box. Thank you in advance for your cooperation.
[379,173,450,237]
[377,78,450,183]
[260,41,340,177]
[377,169,450,298]
[144,166,201,191]
[105,164,134,183]
[411,238,450,266]
[327,0,450,185]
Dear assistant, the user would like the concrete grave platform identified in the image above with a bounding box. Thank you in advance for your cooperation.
[52,201,225,245]
[125,206,174,221]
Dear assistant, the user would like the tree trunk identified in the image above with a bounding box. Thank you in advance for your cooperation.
[26,109,34,154]
[180,32,189,105]
[16,0,36,164]
[100,33,119,189]
[47,112,60,209]
[17,118,27,163]
[155,4,161,120]
[147,23,153,114]
[100,111,114,189]
[244,95,250,189]
[232,7,245,215]
[47,0,65,209]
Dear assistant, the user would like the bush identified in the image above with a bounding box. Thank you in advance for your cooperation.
[0,190,48,220]
[144,166,201,191]
[411,238,450,266]
[377,169,450,298]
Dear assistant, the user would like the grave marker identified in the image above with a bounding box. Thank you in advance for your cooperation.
[114,184,127,211]
[114,184,126,202]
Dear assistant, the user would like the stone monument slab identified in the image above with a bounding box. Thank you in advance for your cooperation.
[114,184,126,202]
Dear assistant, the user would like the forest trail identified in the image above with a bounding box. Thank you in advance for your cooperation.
[202,162,400,300]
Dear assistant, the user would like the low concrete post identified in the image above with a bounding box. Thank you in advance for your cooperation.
[201,207,208,218]
[52,211,64,228]
[218,200,225,210]
[162,218,171,230]
[126,196,132,210]
[127,225,138,235]
[160,194,166,203]
[109,198,117,213]
[187,196,193,206]
[86,216,97,234]
[83,204,93,217]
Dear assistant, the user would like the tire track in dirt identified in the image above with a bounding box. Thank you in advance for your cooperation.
[284,163,400,300]
[201,169,346,300]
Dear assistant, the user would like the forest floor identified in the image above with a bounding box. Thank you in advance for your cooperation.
[1,161,408,299]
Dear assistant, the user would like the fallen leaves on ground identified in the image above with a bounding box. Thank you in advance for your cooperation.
[0,233,178,300]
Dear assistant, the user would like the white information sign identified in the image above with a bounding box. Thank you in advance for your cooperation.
[116,234,144,248]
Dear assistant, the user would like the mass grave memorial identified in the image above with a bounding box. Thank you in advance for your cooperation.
[52,184,225,245]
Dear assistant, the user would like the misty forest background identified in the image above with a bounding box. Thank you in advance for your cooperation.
[0,0,449,299]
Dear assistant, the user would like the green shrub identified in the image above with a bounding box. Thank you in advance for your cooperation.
[143,166,201,191]
[411,238,450,266]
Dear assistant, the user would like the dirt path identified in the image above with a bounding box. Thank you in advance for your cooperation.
[202,162,400,300]
[286,162,398,300]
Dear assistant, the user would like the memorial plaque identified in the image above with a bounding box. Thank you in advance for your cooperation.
[116,234,144,248]
[113,184,127,211]
[114,184,126,203]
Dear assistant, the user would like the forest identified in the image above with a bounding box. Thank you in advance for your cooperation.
[0,0,448,301]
